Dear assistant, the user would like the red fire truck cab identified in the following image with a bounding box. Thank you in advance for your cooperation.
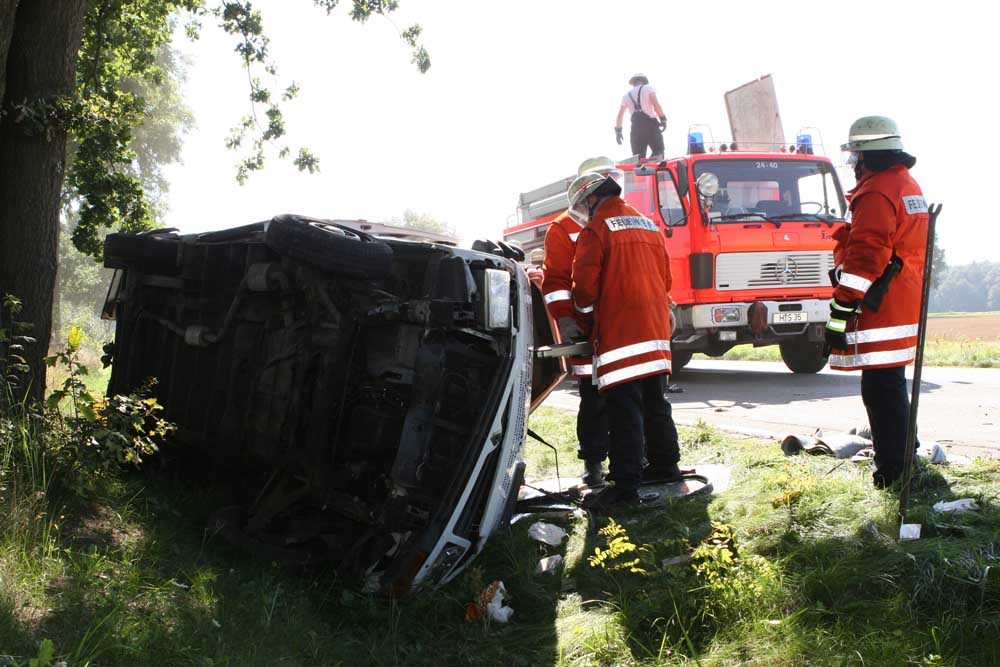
[505,136,847,373]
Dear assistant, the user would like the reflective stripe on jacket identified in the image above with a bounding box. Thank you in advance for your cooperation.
[829,164,928,371]
[571,198,672,391]
[542,210,591,377]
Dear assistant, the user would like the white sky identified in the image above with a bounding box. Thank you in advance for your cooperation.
[163,0,1000,265]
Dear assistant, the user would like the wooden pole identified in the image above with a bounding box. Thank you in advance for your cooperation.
[897,203,942,534]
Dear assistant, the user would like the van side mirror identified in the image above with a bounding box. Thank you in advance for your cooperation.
[675,159,689,198]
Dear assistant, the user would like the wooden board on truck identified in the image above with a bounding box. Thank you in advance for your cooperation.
[725,74,785,152]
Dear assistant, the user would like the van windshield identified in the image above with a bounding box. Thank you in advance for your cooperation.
[693,159,846,223]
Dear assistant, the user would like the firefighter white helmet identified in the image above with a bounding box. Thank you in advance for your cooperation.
[577,156,615,176]
[577,156,625,189]
[567,172,611,225]
[840,115,904,152]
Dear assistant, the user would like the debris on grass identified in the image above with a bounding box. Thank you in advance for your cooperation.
[661,554,692,568]
[528,521,567,546]
[535,554,563,575]
[932,498,980,513]
[465,580,513,623]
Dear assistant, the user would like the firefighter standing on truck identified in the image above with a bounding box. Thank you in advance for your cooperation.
[541,157,621,487]
[569,165,683,512]
[615,73,667,160]
[825,116,929,489]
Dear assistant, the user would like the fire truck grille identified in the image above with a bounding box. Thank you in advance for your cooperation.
[715,251,835,291]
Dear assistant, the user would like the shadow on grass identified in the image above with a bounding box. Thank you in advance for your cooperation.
[551,457,1000,667]
[0,471,562,667]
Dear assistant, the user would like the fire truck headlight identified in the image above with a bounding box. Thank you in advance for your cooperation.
[484,269,511,330]
[712,306,741,324]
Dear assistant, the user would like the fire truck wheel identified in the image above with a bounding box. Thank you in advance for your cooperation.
[671,350,693,374]
[779,338,828,374]
[265,215,393,281]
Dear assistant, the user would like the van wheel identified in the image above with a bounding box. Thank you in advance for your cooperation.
[779,338,828,373]
[265,215,393,280]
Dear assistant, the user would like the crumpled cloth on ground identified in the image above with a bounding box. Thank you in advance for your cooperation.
[781,426,947,464]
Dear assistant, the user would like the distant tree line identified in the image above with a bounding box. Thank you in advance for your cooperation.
[929,261,1000,313]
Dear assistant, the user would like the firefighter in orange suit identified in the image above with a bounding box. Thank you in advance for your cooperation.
[541,157,621,487]
[569,169,682,511]
[825,116,928,489]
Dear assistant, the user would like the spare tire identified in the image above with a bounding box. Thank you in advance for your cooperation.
[104,232,181,275]
[265,215,393,280]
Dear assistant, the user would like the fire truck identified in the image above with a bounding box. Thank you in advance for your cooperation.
[505,132,848,374]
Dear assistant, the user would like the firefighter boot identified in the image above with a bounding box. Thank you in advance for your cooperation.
[582,484,640,514]
[642,462,693,484]
[581,460,605,488]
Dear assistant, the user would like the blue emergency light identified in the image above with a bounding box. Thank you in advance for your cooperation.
[796,133,814,155]
[688,132,705,154]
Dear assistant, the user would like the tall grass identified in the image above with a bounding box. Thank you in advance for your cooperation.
[2,403,999,665]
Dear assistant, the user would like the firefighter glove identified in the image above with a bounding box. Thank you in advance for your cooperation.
[658,116,667,132]
[614,127,623,145]
[557,316,584,342]
[824,297,859,350]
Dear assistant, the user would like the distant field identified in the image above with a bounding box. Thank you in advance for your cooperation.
[926,312,1000,341]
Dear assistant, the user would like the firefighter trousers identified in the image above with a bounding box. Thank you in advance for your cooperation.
[861,366,919,480]
[576,377,610,463]
[630,113,664,159]
[604,374,680,491]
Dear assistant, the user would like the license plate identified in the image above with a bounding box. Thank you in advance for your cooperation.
[772,312,808,324]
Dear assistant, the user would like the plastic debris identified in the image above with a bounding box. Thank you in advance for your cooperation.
[528,521,567,546]
[465,580,513,623]
[899,523,922,541]
[848,424,873,440]
[933,498,979,513]
[918,441,948,464]
[535,554,563,575]
[661,554,692,568]
[784,427,947,465]
[781,430,870,459]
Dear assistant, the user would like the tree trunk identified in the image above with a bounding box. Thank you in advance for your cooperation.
[0,0,88,400]
[0,0,17,106]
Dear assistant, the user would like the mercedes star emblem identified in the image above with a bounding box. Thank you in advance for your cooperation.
[774,257,798,283]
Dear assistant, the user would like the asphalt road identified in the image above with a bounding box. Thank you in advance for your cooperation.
[543,360,1000,460]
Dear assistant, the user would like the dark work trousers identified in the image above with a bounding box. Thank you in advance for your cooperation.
[577,377,610,463]
[604,374,680,491]
[861,365,919,478]
[630,113,664,159]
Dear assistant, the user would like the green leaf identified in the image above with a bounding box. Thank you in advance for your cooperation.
[46,391,67,409]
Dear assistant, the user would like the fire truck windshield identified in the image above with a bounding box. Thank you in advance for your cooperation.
[693,158,846,224]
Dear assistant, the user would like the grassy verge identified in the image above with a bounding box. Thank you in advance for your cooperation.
[3,405,1000,665]
[696,339,1000,368]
